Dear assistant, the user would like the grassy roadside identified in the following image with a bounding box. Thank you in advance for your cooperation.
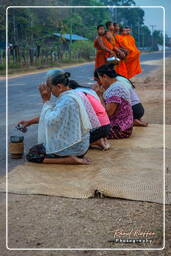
[0,51,156,78]
[0,59,94,78]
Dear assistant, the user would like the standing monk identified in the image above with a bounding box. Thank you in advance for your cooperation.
[94,25,115,69]
[119,26,142,78]
[113,22,126,45]
[105,21,128,77]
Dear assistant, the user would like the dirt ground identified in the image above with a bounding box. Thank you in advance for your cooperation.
[0,59,171,255]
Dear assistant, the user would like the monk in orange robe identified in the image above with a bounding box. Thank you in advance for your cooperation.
[119,26,142,78]
[105,21,128,77]
[94,25,115,69]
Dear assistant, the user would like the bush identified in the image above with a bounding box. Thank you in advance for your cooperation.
[71,40,95,60]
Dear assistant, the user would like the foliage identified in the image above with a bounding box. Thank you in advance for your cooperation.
[71,40,95,60]
[0,0,166,70]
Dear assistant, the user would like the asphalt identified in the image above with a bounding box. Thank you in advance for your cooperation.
[0,50,171,175]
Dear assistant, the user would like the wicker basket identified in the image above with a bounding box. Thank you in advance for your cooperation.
[9,142,24,159]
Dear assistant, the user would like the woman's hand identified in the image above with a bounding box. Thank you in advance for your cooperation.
[38,82,51,102]
[17,117,39,128]
[17,120,30,128]
[92,83,104,96]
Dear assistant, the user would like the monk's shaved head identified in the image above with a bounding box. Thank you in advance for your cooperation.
[113,22,120,33]
[97,24,105,36]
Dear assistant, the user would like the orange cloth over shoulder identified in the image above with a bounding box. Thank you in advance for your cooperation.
[94,36,113,69]
[119,34,142,78]
[102,34,128,78]
[94,38,105,69]
[103,32,127,77]
[111,33,128,77]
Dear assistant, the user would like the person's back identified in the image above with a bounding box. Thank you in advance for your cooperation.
[85,93,110,126]
[38,90,90,156]
[115,75,148,126]
[23,69,92,165]
[69,80,111,150]
[116,75,140,106]
[75,91,101,129]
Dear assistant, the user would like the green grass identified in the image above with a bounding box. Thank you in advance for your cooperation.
[0,57,94,76]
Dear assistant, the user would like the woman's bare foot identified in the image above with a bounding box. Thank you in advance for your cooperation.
[43,156,91,165]
[90,138,110,151]
[74,156,92,165]
[134,119,148,127]
[103,137,110,150]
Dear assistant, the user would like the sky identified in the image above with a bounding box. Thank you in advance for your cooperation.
[134,0,171,36]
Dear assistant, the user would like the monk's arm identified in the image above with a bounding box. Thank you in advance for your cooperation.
[105,32,126,58]
[97,37,114,55]
[105,32,120,52]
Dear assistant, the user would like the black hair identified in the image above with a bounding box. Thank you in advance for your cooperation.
[105,21,113,29]
[95,63,117,78]
[51,72,70,87]
[95,63,135,88]
[94,70,98,80]
[97,24,104,30]
[113,22,118,26]
[69,80,90,90]
[69,80,81,89]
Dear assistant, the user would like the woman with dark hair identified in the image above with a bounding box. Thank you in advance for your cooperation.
[95,63,148,127]
[17,69,91,164]
[69,80,110,150]
[94,64,133,139]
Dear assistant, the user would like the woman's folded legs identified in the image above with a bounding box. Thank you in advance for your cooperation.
[43,156,91,165]
[90,124,110,150]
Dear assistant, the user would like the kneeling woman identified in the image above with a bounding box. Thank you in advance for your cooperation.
[95,64,133,139]
[69,80,110,150]
[104,63,148,127]
[18,69,91,164]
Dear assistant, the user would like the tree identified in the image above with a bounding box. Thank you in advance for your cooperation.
[153,30,163,46]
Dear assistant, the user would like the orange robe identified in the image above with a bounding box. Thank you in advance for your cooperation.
[119,34,142,78]
[94,34,128,78]
[94,36,113,69]
[94,38,106,69]
[112,34,128,77]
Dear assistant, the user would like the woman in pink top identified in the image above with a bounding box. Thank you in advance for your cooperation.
[69,80,110,150]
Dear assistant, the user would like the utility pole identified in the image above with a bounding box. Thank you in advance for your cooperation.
[13,9,16,44]
[150,25,156,51]
[115,8,117,22]
[142,27,145,49]
[138,22,140,48]
[69,0,73,60]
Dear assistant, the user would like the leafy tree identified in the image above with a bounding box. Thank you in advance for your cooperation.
[153,30,163,46]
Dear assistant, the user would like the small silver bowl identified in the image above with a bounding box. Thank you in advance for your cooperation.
[107,56,120,63]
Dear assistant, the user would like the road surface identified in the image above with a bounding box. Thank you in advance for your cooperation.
[0,50,171,175]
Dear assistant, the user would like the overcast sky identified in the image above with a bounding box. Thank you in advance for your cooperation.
[134,0,171,36]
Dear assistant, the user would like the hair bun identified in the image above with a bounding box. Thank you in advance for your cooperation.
[64,72,70,78]
[107,63,115,69]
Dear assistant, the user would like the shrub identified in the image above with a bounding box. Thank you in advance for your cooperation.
[71,40,95,60]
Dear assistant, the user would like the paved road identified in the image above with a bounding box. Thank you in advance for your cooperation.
[0,50,171,175]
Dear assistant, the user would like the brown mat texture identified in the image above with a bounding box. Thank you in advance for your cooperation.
[0,124,170,204]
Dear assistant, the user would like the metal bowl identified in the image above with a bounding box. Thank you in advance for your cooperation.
[107,56,120,63]
[10,136,24,143]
